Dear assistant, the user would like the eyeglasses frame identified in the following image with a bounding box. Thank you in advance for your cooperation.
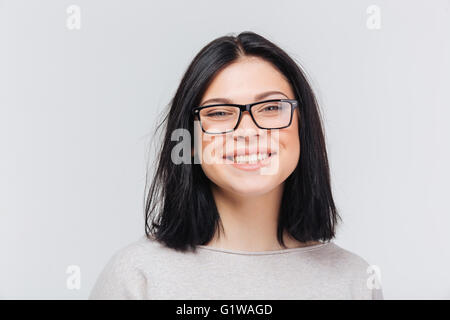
[191,99,299,134]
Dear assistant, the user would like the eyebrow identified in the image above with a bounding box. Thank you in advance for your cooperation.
[200,90,289,106]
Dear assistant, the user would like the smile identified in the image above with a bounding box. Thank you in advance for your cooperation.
[224,152,276,164]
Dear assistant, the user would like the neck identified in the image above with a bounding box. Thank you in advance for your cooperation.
[206,182,318,251]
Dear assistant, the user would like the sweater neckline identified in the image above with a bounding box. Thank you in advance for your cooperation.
[196,241,332,256]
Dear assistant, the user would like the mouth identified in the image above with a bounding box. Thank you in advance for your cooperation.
[223,152,276,164]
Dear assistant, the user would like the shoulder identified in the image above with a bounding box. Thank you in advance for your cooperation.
[96,235,162,273]
[320,242,372,271]
[107,235,165,262]
[316,242,384,299]
[89,235,167,300]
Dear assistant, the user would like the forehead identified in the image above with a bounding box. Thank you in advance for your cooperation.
[201,56,294,104]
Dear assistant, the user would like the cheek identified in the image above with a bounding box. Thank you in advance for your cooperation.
[197,135,227,184]
[279,120,300,171]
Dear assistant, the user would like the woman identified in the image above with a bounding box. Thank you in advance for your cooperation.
[89,31,384,300]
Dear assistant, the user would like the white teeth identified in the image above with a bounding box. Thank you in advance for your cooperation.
[228,153,271,164]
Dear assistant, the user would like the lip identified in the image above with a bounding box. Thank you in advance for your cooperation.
[222,147,275,158]
[222,152,277,171]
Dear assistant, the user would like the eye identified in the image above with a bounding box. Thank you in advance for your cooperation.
[205,111,230,117]
[201,107,238,119]
[262,105,280,112]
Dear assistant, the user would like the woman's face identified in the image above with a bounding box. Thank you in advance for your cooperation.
[194,56,300,197]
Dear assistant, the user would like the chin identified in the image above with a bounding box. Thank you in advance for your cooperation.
[222,176,280,196]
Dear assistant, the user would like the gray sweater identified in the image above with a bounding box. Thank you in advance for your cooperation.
[89,235,384,300]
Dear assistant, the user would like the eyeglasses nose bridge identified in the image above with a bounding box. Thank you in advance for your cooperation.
[238,103,253,116]
[234,103,258,130]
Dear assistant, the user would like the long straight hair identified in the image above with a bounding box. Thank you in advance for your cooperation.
[144,31,341,252]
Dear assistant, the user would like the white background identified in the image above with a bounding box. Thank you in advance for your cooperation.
[1,0,449,299]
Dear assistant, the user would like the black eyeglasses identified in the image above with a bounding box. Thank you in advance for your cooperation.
[192,99,299,134]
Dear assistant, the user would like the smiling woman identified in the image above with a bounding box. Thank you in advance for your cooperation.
[89,31,384,300]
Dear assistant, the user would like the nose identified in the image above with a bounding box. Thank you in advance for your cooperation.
[232,110,261,140]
